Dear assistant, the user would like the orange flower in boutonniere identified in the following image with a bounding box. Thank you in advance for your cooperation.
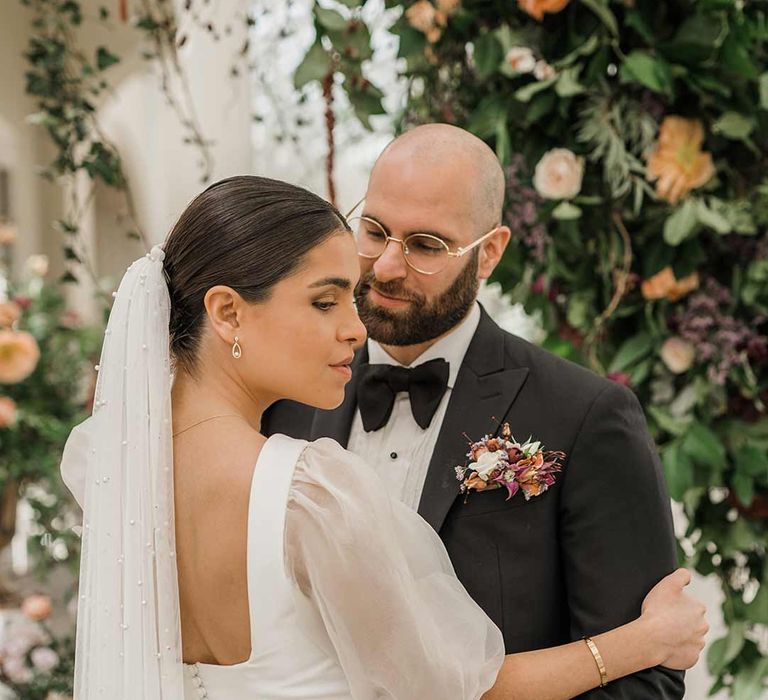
[518,0,570,22]
[646,117,716,204]
[641,266,700,303]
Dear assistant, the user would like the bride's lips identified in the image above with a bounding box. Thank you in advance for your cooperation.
[368,287,411,309]
[330,356,354,380]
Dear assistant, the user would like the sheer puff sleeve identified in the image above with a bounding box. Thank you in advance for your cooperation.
[284,437,504,700]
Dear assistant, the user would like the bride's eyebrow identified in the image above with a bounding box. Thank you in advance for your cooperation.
[309,277,351,290]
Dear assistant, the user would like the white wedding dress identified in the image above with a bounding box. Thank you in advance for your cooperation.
[181,433,503,700]
[65,430,504,700]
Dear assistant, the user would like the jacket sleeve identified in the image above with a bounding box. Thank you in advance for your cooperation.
[559,383,685,699]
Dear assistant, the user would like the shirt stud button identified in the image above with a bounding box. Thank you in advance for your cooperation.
[390,452,398,460]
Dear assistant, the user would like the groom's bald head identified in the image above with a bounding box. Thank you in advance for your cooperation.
[353,124,511,352]
[368,124,506,233]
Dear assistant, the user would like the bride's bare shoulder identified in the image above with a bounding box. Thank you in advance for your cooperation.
[173,419,267,500]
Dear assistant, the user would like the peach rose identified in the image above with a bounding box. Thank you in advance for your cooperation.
[0,302,21,328]
[534,148,584,200]
[641,267,700,302]
[0,396,17,428]
[646,117,715,204]
[518,0,570,21]
[436,0,461,14]
[0,223,17,246]
[406,0,438,34]
[21,594,52,621]
[505,47,536,74]
[660,337,696,374]
[25,254,49,277]
[0,330,41,383]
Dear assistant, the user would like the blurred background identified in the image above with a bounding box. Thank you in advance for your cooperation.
[0,1,766,698]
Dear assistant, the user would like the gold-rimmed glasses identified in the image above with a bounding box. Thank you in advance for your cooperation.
[345,197,500,276]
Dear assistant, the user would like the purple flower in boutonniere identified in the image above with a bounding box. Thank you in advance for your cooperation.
[455,423,566,502]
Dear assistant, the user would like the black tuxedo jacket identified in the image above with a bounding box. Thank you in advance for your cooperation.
[263,307,684,698]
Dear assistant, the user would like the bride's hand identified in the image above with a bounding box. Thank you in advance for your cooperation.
[640,568,708,670]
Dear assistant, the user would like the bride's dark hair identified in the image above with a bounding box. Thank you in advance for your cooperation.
[163,175,350,374]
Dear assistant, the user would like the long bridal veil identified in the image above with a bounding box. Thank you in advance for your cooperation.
[60,246,184,699]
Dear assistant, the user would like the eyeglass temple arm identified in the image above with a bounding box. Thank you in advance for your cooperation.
[451,226,501,257]
[345,196,366,219]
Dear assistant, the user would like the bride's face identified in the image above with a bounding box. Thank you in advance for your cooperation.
[214,231,367,410]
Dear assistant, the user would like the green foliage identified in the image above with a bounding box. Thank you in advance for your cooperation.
[0,268,102,578]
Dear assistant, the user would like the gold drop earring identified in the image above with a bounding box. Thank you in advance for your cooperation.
[232,336,242,359]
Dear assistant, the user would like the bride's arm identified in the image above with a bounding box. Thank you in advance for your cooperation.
[484,568,707,700]
[285,438,504,700]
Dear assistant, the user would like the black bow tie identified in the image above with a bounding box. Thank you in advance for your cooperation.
[357,358,450,432]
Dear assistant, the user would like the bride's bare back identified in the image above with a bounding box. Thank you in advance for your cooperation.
[173,419,266,665]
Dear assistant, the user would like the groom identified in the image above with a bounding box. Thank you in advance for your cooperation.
[264,124,684,697]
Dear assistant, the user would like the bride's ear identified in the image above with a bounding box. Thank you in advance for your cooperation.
[204,285,245,343]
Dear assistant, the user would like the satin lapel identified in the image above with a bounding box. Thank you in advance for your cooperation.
[417,310,530,532]
[310,344,368,447]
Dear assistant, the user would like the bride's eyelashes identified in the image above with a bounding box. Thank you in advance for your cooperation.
[313,300,338,312]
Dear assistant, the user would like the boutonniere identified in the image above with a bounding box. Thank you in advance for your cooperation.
[455,423,566,502]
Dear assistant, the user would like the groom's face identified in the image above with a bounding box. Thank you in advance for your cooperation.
[353,152,486,347]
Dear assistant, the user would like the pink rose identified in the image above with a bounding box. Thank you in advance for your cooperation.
[22,594,52,621]
[534,148,584,200]
[660,337,696,374]
[0,396,17,428]
[2,656,32,683]
[31,646,60,673]
[607,372,632,388]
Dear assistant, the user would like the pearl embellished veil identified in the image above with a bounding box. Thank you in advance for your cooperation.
[60,245,184,699]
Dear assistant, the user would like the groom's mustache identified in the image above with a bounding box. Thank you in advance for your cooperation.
[356,273,425,306]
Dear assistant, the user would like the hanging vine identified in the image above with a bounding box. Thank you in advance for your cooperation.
[131,0,215,182]
[20,0,228,292]
[21,0,145,295]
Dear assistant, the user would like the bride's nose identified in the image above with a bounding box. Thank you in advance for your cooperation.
[339,308,367,349]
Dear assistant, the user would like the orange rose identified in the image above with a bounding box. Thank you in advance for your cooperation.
[0,330,41,383]
[0,396,17,427]
[22,594,52,621]
[646,117,715,204]
[518,0,570,21]
[465,475,490,491]
[0,302,21,328]
[641,267,700,302]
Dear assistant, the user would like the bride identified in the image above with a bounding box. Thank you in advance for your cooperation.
[61,175,707,700]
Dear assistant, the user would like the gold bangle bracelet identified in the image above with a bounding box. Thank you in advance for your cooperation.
[583,636,609,688]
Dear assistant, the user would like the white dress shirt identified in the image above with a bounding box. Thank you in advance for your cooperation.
[347,303,481,510]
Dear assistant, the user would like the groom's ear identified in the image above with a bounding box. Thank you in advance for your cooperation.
[204,285,244,342]
[477,225,511,280]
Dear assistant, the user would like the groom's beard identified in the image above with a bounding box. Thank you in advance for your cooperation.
[354,253,479,347]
